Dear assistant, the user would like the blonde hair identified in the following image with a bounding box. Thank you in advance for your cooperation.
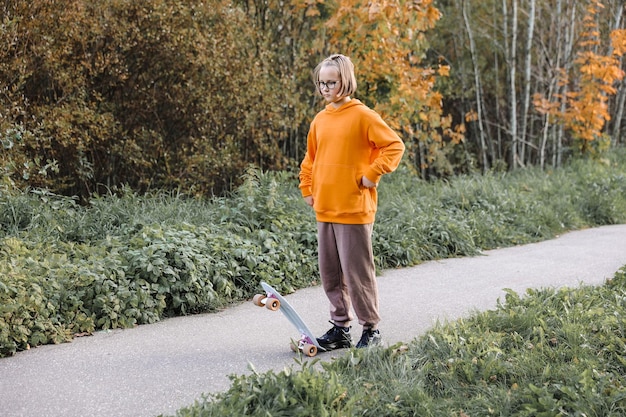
[313,54,357,98]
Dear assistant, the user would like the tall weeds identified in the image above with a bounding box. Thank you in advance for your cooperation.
[1,151,625,356]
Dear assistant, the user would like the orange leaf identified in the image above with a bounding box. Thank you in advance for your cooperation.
[611,29,626,56]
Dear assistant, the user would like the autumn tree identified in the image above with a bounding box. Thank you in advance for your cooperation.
[430,0,626,171]
[534,0,626,155]
[315,0,463,177]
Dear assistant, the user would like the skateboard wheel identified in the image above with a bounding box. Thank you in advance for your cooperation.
[252,294,264,307]
[266,298,280,311]
[303,343,317,357]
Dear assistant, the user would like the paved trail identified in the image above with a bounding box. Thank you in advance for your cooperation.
[1,225,625,417]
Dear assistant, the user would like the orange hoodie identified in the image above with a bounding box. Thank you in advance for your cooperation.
[299,99,405,224]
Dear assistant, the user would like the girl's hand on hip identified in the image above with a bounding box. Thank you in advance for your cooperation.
[361,176,377,189]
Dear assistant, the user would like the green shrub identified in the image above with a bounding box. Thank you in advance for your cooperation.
[0,172,322,356]
[0,238,96,356]
[1,153,626,356]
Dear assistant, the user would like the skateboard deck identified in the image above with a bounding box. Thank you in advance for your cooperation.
[253,281,325,357]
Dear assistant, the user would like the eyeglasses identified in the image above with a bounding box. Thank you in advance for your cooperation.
[317,80,339,90]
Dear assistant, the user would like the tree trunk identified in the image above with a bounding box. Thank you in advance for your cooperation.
[493,0,503,162]
[613,77,626,146]
[520,0,536,166]
[463,0,489,172]
[609,2,624,146]
[540,76,558,169]
[509,0,519,168]
[555,0,577,166]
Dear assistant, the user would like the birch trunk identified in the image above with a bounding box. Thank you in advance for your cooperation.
[613,77,626,146]
[520,0,536,166]
[509,0,519,168]
[555,1,577,167]
[610,3,624,146]
[463,0,489,172]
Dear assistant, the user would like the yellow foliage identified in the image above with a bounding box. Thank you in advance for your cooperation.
[465,110,479,123]
[318,0,458,175]
[611,29,626,56]
[533,0,625,154]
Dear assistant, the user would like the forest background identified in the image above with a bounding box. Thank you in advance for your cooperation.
[1,0,626,198]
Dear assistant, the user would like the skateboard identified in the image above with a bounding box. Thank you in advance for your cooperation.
[253,281,325,357]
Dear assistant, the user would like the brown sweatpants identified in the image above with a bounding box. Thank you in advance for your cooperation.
[317,222,380,329]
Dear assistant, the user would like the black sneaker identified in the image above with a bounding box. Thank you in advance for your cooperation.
[356,328,382,348]
[316,322,353,350]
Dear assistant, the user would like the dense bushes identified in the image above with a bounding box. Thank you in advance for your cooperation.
[0,221,320,357]
[0,170,321,357]
[374,155,626,266]
[0,0,300,197]
[1,153,626,357]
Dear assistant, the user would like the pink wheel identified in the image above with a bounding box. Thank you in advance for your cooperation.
[252,294,264,307]
[303,343,318,357]
[265,298,280,311]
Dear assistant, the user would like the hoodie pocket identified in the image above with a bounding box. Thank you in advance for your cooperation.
[312,164,367,214]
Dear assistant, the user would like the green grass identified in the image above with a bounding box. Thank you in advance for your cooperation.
[1,152,626,357]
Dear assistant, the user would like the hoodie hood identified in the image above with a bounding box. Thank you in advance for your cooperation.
[324,98,364,114]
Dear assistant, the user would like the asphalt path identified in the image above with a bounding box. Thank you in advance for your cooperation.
[1,225,626,417]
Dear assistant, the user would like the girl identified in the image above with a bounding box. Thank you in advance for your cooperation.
[299,54,405,349]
